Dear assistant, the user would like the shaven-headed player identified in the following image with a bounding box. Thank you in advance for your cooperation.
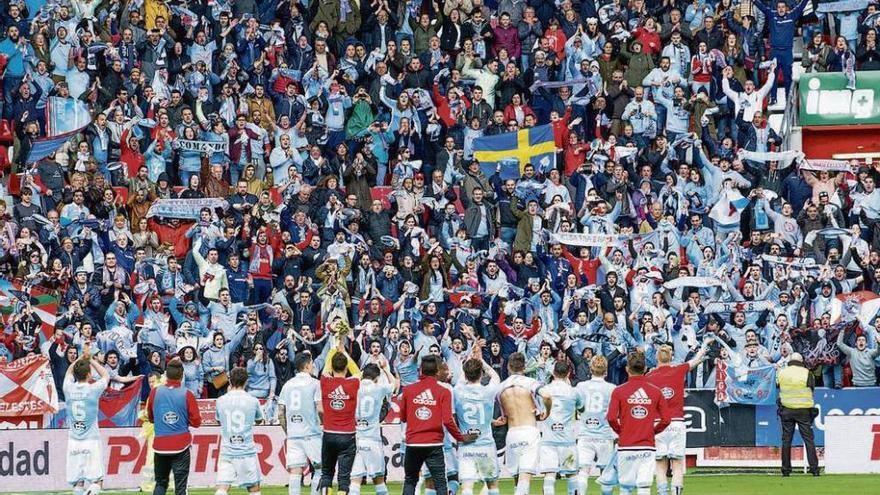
[574,356,617,495]
[539,361,583,495]
[64,355,110,495]
[607,351,671,495]
[498,352,553,495]
[646,342,708,495]
[454,355,502,495]
[278,353,323,495]
[215,367,265,495]
[350,360,398,495]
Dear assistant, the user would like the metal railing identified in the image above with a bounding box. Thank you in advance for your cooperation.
[780,82,799,152]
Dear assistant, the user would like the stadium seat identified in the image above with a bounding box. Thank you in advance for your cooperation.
[0,120,12,145]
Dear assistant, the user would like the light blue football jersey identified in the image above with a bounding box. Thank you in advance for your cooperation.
[216,389,264,458]
[356,380,394,442]
[574,377,617,440]
[63,375,109,441]
[540,380,582,446]
[453,381,500,447]
[278,372,322,439]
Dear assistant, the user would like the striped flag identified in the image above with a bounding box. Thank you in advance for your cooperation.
[473,124,557,179]
[25,97,91,165]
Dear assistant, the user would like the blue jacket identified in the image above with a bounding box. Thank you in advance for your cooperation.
[246,359,277,397]
[755,0,809,52]
[226,264,250,304]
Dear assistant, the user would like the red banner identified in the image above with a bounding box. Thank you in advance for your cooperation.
[0,355,59,416]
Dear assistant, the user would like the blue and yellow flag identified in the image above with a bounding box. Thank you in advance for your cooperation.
[473,124,556,179]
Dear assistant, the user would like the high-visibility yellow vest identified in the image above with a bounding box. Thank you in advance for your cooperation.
[777,365,814,409]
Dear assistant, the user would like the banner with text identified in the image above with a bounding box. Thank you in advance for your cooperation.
[0,355,59,417]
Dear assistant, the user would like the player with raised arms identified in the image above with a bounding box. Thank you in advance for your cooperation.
[454,352,503,495]
[646,343,709,495]
[64,353,110,495]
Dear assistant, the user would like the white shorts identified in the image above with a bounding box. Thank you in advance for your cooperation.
[617,449,655,490]
[217,455,261,488]
[458,443,500,482]
[352,439,385,478]
[422,447,458,477]
[577,437,615,470]
[286,437,322,469]
[67,438,104,485]
[505,425,540,475]
[539,444,578,475]
[655,420,687,459]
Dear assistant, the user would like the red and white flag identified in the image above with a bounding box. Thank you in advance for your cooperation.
[0,355,59,417]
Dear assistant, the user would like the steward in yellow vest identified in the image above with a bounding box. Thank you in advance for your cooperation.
[776,353,819,477]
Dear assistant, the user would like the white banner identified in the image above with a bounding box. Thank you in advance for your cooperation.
[824,415,880,473]
[703,300,775,314]
[663,276,724,290]
[800,159,852,173]
[146,198,229,220]
[551,231,658,248]
[176,139,228,153]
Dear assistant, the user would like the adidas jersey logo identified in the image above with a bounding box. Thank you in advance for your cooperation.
[627,387,652,405]
[328,385,350,401]
[413,389,437,405]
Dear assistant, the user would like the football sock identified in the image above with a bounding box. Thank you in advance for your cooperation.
[543,476,556,495]
[289,474,302,495]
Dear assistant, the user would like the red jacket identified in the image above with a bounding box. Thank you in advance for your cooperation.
[503,104,536,127]
[607,375,671,450]
[646,363,689,421]
[400,376,464,446]
[320,375,360,434]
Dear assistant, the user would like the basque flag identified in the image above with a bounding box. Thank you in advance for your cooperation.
[473,124,556,180]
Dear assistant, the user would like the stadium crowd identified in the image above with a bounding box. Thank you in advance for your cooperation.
[2,0,880,409]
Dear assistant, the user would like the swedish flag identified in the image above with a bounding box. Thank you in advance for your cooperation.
[473,124,557,179]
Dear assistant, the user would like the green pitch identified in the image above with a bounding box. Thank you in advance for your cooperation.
[23,474,875,495]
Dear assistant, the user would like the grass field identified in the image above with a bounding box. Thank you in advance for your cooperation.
[18,474,876,495]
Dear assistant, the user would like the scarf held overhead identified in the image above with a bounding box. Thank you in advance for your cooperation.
[146,198,229,220]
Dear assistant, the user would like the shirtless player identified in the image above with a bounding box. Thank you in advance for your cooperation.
[497,352,553,495]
